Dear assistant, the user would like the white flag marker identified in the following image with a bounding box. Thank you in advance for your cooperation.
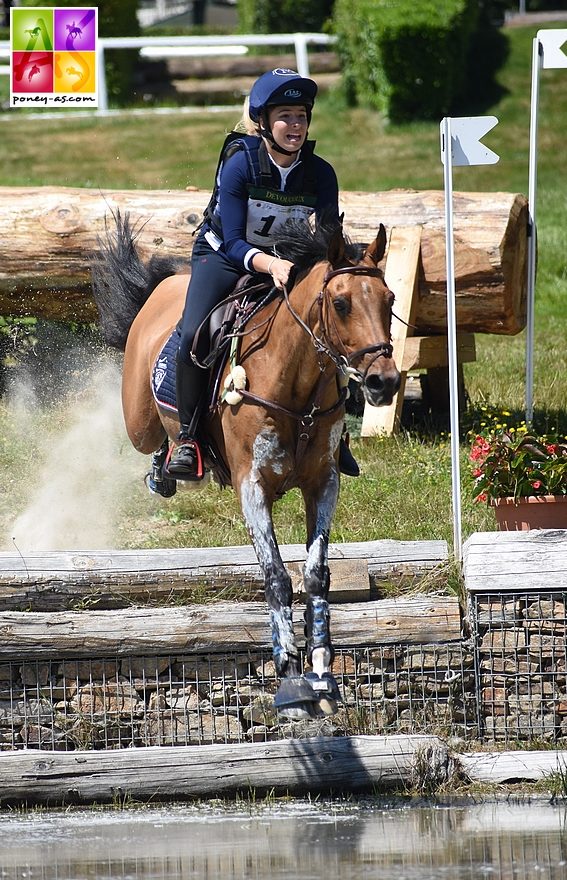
[440,116,499,561]
[539,28,567,68]
[440,116,500,167]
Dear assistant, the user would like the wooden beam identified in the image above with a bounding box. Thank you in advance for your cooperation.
[463,530,567,593]
[361,225,421,437]
[0,187,527,335]
[0,539,448,611]
[401,333,476,371]
[460,749,567,783]
[0,735,452,805]
[0,595,462,658]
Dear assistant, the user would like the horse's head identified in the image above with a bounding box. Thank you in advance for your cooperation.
[321,225,401,407]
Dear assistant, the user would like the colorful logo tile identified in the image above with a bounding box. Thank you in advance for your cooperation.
[54,51,96,93]
[54,9,97,52]
[12,52,53,93]
[10,7,98,108]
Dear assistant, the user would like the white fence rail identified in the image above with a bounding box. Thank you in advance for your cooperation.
[0,33,336,112]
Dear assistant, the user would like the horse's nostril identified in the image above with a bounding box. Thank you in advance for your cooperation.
[365,374,385,393]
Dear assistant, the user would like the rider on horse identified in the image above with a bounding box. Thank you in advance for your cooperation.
[168,68,359,480]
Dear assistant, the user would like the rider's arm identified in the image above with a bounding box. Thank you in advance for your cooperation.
[217,152,263,271]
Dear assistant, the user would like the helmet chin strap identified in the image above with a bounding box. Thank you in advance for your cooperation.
[259,123,300,158]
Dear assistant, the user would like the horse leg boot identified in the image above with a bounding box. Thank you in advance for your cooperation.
[166,353,206,480]
[146,437,177,497]
[240,475,318,720]
[302,478,343,715]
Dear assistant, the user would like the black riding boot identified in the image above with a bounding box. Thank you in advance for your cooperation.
[166,354,207,480]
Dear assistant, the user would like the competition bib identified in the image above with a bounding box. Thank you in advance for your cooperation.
[246,185,317,247]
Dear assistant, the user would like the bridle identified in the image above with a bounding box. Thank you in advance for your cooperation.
[283,263,394,384]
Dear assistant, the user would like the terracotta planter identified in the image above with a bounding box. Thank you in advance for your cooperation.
[492,495,567,531]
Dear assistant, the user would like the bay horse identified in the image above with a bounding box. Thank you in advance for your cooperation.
[92,212,401,720]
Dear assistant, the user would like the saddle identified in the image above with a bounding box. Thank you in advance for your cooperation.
[151,276,277,482]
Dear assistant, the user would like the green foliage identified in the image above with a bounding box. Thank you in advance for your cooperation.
[237,0,334,35]
[470,429,567,502]
[333,0,482,122]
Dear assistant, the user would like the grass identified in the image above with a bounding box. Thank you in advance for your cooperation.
[0,21,566,556]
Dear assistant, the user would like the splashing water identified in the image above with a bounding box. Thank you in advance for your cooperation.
[5,359,144,551]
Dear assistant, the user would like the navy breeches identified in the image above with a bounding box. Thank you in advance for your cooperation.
[177,234,242,365]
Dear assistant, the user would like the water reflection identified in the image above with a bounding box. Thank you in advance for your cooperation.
[0,798,566,880]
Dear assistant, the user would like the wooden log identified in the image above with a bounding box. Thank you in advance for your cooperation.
[0,735,451,805]
[459,749,567,783]
[401,333,476,371]
[0,186,527,335]
[0,595,462,658]
[0,539,448,611]
[463,530,567,593]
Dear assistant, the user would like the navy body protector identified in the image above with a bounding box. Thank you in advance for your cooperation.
[198,132,318,241]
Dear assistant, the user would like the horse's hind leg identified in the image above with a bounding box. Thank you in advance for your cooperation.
[302,470,342,716]
[239,474,318,720]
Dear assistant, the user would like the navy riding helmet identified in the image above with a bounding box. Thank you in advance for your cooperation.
[248,68,318,125]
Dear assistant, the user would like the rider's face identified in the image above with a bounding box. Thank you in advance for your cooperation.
[268,105,308,155]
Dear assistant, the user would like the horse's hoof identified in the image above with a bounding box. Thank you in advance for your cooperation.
[305,672,341,700]
[277,703,317,721]
[313,698,339,717]
[274,676,318,710]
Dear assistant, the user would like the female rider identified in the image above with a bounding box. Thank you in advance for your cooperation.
[167,68,358,479]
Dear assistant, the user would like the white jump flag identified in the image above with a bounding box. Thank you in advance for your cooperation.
[440,116,499,561]
[539,28,567,68]
[526,29,567,424]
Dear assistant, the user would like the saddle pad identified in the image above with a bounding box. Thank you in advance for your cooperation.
[151,329,178,413]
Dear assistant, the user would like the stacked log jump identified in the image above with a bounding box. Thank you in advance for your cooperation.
[0,186,527,335]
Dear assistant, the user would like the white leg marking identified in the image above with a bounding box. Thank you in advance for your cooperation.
[312,646,332,676]
[328,418,343,460]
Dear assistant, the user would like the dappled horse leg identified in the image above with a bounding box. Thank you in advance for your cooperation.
[302,470,342,716]
[240,474,319,720]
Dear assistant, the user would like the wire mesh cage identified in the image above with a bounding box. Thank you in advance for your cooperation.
[0,642,478,752]
[470,590,567,743]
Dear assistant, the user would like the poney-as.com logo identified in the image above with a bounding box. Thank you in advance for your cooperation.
[10,7,98,108]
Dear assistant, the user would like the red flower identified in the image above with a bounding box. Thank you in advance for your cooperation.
[475,492,488,503]
[532,480,542,490]
[546,444,558,454]
[472,468,482,478]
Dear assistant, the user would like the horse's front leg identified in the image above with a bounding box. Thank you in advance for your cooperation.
[239,472,318,720]
[302,463,342,716]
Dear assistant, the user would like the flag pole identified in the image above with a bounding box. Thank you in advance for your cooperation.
[441,116,463,561]
[526,35,542,426]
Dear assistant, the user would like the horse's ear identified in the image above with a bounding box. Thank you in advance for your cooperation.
[363,224,387,265]
[327,227,347,269]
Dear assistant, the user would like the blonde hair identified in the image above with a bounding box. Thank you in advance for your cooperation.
[233,95,261,137]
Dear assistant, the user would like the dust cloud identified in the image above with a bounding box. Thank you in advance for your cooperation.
[3,357,146,551]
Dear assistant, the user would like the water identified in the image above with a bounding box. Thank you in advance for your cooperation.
[0,798,566,880]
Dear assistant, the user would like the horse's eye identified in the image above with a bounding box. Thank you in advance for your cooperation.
[333,297,350,317]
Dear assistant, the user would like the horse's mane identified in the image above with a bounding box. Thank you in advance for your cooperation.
[275,215,364,272]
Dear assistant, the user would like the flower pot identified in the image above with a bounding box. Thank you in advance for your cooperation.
[492,495,567,531]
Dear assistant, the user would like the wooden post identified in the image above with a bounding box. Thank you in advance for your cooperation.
[361,226,422,436]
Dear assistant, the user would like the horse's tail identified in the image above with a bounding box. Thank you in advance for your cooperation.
[91,208,189,351]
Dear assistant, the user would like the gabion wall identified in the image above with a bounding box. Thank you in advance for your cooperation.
[0,643,477,751]
[470,590,567,742]
[2,591,566,750]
